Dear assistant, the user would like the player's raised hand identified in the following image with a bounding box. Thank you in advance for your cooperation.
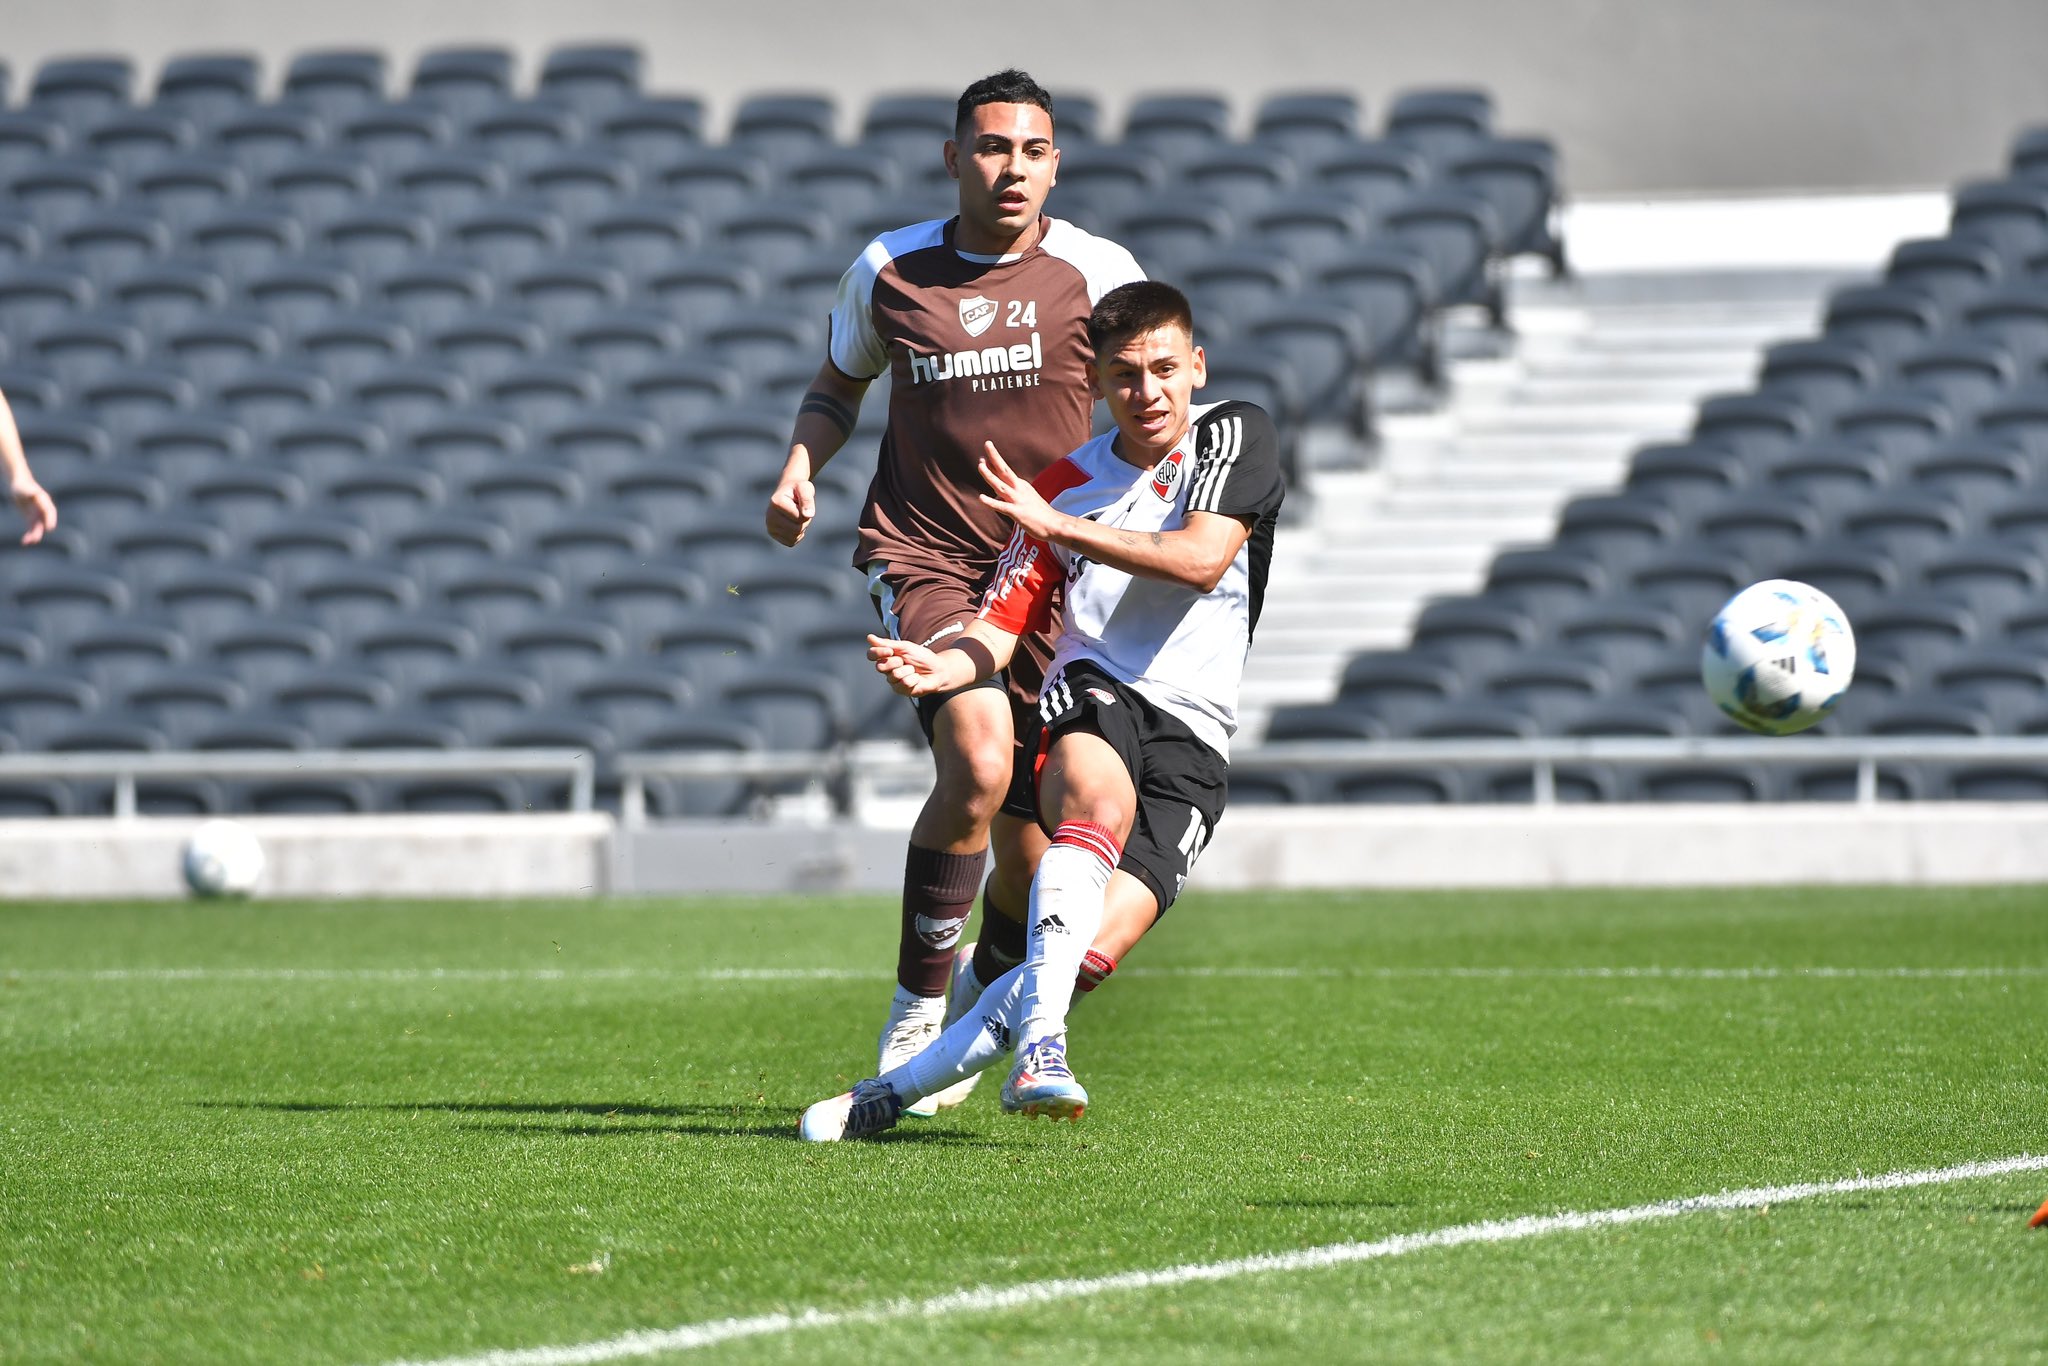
[765,473,816,547]
[978,441,1061,539]
[866,634,955,697]
[11,473,55,546]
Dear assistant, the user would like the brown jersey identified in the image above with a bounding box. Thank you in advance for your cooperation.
[828,215,1145,576]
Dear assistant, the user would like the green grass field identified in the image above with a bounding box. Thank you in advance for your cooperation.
[4,887,2047,1363]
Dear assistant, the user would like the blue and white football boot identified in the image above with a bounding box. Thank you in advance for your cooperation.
[1000,1035,1088,1121]
[798,1077,904,1142]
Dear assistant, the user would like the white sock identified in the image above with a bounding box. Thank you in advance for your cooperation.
[883,965,1024,1102]
[1014,821,1120,1052]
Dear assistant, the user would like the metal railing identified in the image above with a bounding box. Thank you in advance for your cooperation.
[0,749,597,818]
[612,734,2048,825]
[15,736,2048,825]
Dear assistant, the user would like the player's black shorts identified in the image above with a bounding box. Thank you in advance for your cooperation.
[1026,659,1227,916]
[865,559,1042,821]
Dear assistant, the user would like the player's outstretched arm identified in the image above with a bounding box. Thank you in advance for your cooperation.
[0,389,55,546]
[768,360,870,547]
[867,621,1019,697]
[980,442,1248,592]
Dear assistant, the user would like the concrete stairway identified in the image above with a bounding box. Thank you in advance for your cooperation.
[1237,270,1844,742]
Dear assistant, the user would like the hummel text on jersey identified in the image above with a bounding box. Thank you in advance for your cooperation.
[907,331,1045,390]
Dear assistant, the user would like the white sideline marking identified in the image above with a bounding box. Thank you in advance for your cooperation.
[384,1154,2048,1366]
[6,964,2046,984]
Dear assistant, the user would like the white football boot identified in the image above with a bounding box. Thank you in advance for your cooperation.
[878,989,944,1118]
[799,1077,903,1142]
[926,942,987,1111]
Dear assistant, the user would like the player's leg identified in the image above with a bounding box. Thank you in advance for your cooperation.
[930,806,1043,1110]
[881,684,1012,1114]
[997,727,1137,1119]
[867,564,1016,1113]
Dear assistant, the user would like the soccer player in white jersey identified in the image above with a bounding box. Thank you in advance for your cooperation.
[800,280,1284,1140]
[765,71,1143,1114]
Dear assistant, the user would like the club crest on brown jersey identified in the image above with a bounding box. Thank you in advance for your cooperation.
[959,295,997,338]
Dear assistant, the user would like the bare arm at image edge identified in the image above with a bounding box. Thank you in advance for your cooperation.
[0,390,56,546]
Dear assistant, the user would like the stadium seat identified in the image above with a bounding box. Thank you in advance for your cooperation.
[153,562,277,634]
[417,664,545,740]
[1551,613,1689,688]
[1333,767,1464,804]
[497,618,627,692]
[268,410,387,483]
[1692,391,1811,459]
[387,512,516,586]
[1976,388,2048,456]
[109,519,232,576]
[1837,492,1969,571]
[1121,93,1232,165]
[460,465,583,534]
[1832,389,1952,457]
[298,315,413,385]
[1759,442,1889,509]
[110,262,228,337]
[1553,492,1682,569]
[627,709,770,817]
[532,408,662,483]
[8,157,118,230]
[506,256,630,326]
[1182,247,1304,334]
[155,53,261,128]
[1757,339,1880,420]
[1777,539,1904,618]
[485,361,603,428]
[408,46,513,120]
[1628,545,1753,620]
[56,206,175,286]
[578,560,709,639]
[1906,437,2032,516]
[1885,237,2004,318]
[66,618,190,688]
[210,104,325,176]
[445,201,570,274]
[162,315,280,389]
[0,264,95,335]
[1262,703,1386,743]
[1238,299,1372,425]
[209,620,336,690]
[1919,543,2045,620]
[0,671,100,748]
[602,98,713,173]
[293,563,419,634]
[409,410,527,480]
[1481,547,1607,616]
[1692,493,1824,564]
[82,109,197,173]
[350,363,469,437]
[1252,92,1363,162]
[241,260,357,331]
[0,112,68,178]
[730,93,837,166]
[1248,189,1372,269]
[324,464,445,532]
[44,465,166,532]
[29,56,134,129]
[14,414,113,476]
[1824,285,1944,365]
[642,252,764,330]
[1626,763,1773,803]
[346,618,478,692]
[341,710,467,751]
[1895,338,2016,422]
[1950,179,2048,264]
[264,151,380,225]
[561,308,688,385]
[282,50,387,121]
[439,564,564,635]
[782,151,901,219]
[29,317,145,387]
[1410,597,1540,671]
[1384,88,1494,167]
[211,363,330,437]
[716,666,847,752]
[1115,193,1237,275]
[1931,644,2048,727]
[1051,144,1165,220]
[1450,137,1564,272]
[391,152,508,219]
[710,197,836,274]
[423,313,548,383]
[521,151,637,225]
[1480,652,1611,732]
[529,512,656,580]
[1853,592,1978,671]
[1180,143,1298,218]
[137,154,251,228]
[858,92,955,172]
[538,45,644,115]
[123,667,249,746]
[1382,188,1502,318]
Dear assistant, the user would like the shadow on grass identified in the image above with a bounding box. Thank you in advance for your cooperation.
[197,1100,987,1144]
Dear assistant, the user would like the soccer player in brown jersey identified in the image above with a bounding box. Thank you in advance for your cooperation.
[766,70,1143,1113]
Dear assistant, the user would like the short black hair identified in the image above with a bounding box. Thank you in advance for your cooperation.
[955,69,1055,140]
[1087,281,1195,358]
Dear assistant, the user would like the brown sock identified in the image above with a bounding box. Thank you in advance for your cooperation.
[897,844,985,996]
[972,883,1027,986]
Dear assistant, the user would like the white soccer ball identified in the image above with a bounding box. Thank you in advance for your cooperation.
[1700,579,1856,736]
[181,819,265,899]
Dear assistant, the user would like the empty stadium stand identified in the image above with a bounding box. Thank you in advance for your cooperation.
[1262,131,2048,801]
[0,47,1565,814]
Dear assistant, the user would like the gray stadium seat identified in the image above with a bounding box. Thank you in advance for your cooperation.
[1692,492,1824,564]
[446,200,570,274]
[350,363,467,437]
[325,464,445,532]
[187,465,306,533]
[417,664,545,739]
[124,667,249,746]
[1116,193,1236,275]
[0,670,100,748]
[1382,188,1502,318]
[283,50,387,121]
[1239,298,1372,426]
[1553,492,1682,569]
[388,512,516,585]
[1976,387,2048,455]
[1449,136,1565,273]
[1895,339,2016,422]
[562,308,687,384]
[1692,391,1811,459]
[1252,92,1363,162]
[1906,437,2032,516]
[0,264,95,335]
[7,157,118,230]
[155,54,261,128]
[299,314,413,385]
[1776,539,1904,618]
[451,100,579,177]
[1121,93,1232,165]
[29,317,145,387]
[1052,143,1165,220]
[1824,285,1943,365]
[392,152,508,220]
[424,313,548,383]
[293,562,419,634]
[710,197,835,274]
[348,618,479,692]
[507,256,630,326]
[265,150,381,225]
[1553,598,1688,675]
[1950,180,2048,265]
[730,93,837,165]
[83,109,197,173]
[1832,389,1952,457]
[581,202,701,276]
[29,56,134,129]
[210,620,336,690]
[858,93,955,171]
[1410,597,1540,671]
[529,512,656,579]
[109,519,232,576]
[643,252,764,330]
[66,617,190,688]
[602,98,712,174]
[1919,542,2045,620]
[408,46,513,120]
[538,45,644,115]
[112,262,230,337]
[163,314,280,389]
[130,154,249,229]
[213,363,330,437]
[1885,237,2003,317]
[153,563,276,634]
[485,361,603,427]
[1760,442,1889,508]
[1385,88,1494,167]
[439,564,564,634]
[242,259,358,331]
[0,112,68,177]
[498,618,627,691]
[522,151,637,224]
[1482,547,1607,616]
[579,560,709,639]
[782,152,901,218]
[189,206,308,282]
[627,709,769,817]
[1757,339,1879,421]
[1314,244,1438,381]
[1480,652,1611,732]
[1852,592,1978,669]
[461,464,583,534]
[210,104,325,175]
[1837,492,1969,571]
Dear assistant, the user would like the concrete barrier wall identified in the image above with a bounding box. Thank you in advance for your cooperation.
[5,1,2045,192]
[4,806,2043,899]
[0,814,612,899]
[613,805,2048,894]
